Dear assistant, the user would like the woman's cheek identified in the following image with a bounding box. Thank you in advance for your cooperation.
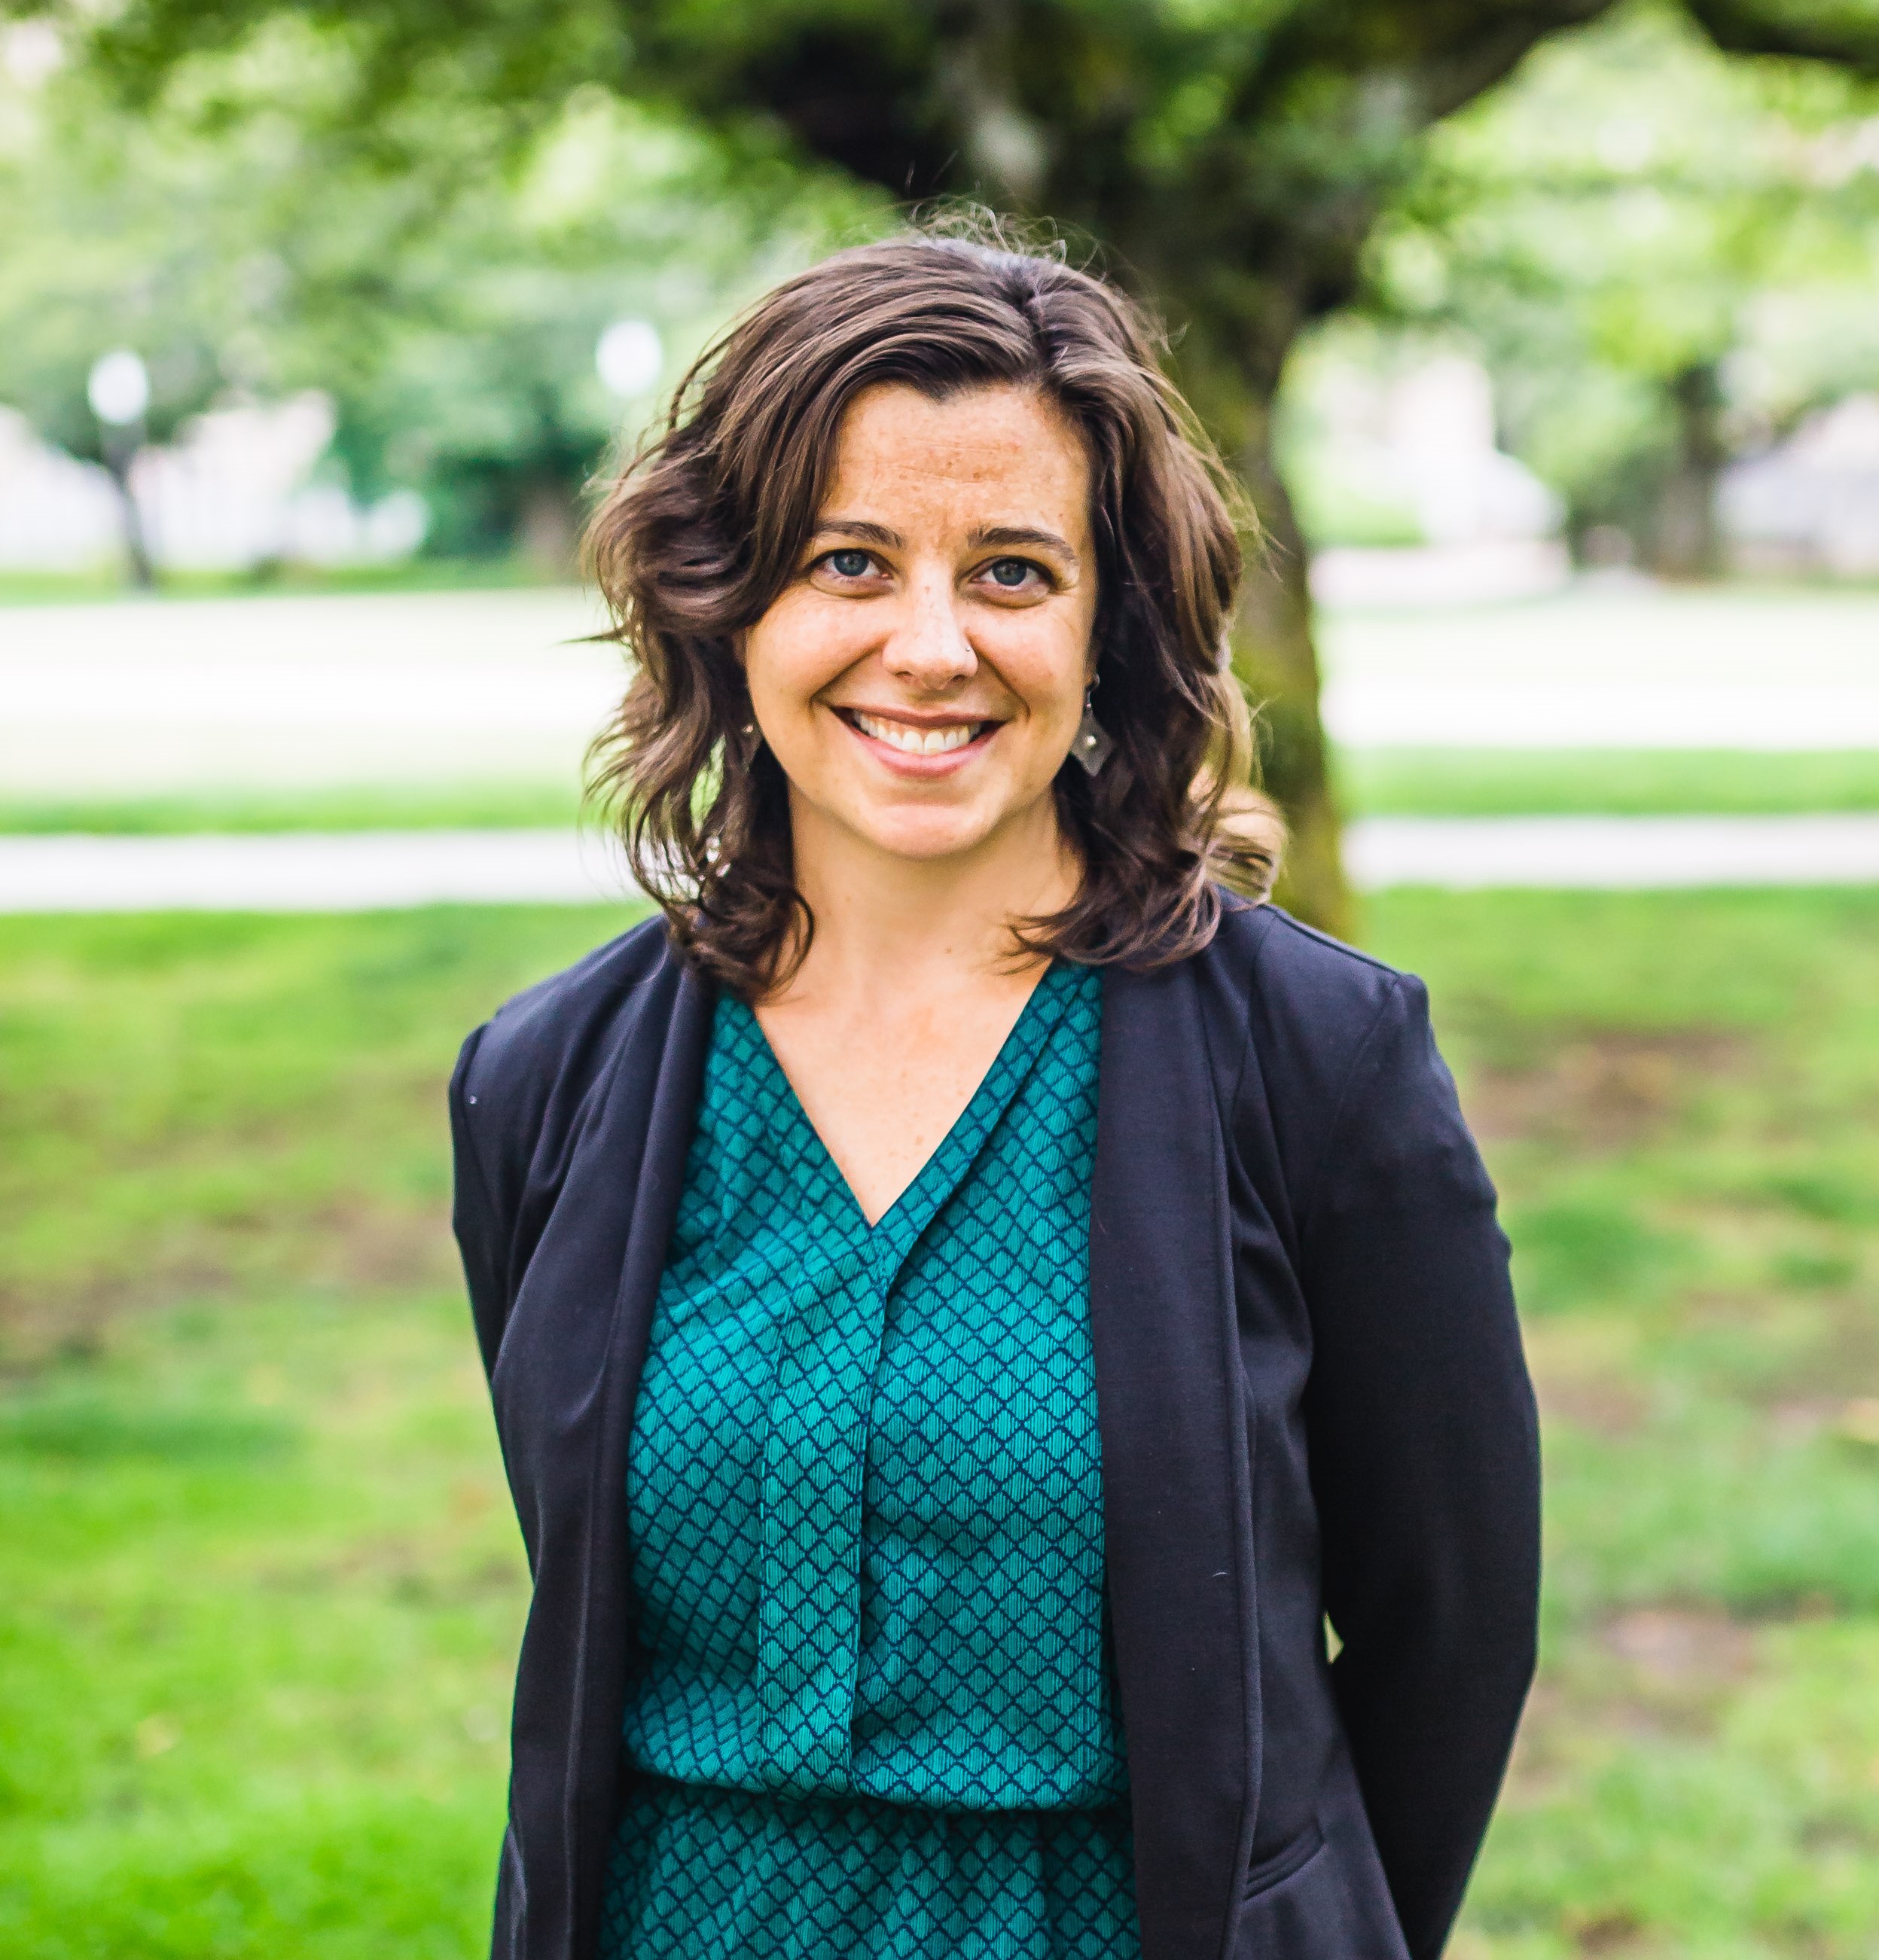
[749,602,850,718]
[994,626,1087,730]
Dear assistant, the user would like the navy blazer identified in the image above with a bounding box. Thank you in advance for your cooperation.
[450,896,1540,1960]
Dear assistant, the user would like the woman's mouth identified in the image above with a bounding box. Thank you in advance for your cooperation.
[843,709,992,758]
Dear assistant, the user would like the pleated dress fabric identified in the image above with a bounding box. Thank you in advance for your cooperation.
[598,957,1141,1960]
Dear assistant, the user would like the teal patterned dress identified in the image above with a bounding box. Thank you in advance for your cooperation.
[599,958,1140,1960]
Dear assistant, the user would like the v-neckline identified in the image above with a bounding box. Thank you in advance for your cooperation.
[734,961,1075,1245]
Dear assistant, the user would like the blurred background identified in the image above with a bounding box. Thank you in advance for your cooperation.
[3,2,1879,1954]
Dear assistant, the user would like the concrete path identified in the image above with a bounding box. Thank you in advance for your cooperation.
[0,829,635,912]
[1315,582,1879,748]
[0,588,613,794]
[6,815,1879,912]
[1341,813,1879,890]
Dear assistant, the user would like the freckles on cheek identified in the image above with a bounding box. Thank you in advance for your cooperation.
[744,614,818,717]
[752,596,865,715]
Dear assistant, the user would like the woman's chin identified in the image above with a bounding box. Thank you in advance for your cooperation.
[853,818,1002,867]
[784,783,984,865]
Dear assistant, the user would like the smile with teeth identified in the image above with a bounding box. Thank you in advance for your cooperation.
[850,711,987,756]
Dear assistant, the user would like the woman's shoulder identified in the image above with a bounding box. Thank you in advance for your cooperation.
[1195,895,1447,1207]
[455,912,688,1131]
[1203,892,1419,1046]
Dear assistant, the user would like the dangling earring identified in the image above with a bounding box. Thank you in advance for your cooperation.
[1070,681,1113,776]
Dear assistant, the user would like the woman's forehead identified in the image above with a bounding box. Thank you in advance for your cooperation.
[821,383,1091,532]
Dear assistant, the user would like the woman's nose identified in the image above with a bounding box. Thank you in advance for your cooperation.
[882,574,976,688]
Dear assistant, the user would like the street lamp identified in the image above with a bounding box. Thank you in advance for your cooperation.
[87,349,150,426]
[595,319,662,400]
[87,349,155,587]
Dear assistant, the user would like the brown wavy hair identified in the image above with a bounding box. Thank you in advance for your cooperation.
[585,224,1281,999]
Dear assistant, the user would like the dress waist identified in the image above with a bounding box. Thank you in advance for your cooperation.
[600,1774,1141,1959]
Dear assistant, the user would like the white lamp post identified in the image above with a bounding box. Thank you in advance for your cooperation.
[87,349,155,586]
[87,349,151,426]
[595,319,663,401]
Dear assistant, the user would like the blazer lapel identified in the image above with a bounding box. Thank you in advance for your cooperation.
[1093,957,1258,1960]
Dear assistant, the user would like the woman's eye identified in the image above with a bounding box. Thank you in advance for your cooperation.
[985,557,1041,590]
[826,549,874,578]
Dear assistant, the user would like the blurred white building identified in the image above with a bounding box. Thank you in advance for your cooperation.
[1720,395,1879,578]
[0,393,426,576]
[1301,354,1569,606]
[0,409,123,572]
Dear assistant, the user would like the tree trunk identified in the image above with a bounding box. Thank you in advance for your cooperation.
[1173,337,1354,940]
[1232,403,1353,940]
[1651,361,1726,581]
[102,431,155,590]
[518,474,579,579]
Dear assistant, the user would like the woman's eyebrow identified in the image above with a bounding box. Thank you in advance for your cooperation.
[810,518,903,547]
[969,524,1078,564]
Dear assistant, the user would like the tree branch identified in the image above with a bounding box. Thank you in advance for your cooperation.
[1682,0,1879,75]
[1239,0,1617,127]
[1413,1,1620,123]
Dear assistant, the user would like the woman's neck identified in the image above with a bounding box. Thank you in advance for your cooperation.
[773,791,1079,1013]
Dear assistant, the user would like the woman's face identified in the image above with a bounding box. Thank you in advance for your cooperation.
[743,382,1098,869]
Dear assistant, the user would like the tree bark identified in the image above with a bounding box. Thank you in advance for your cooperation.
[1232,407,1353,939]
[101,430,156,590]
[1652,361,1726,581]
[1173,334,1354,939]
[517,474,579,579]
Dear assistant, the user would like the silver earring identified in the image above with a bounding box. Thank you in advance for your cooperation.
[1070,685,1113,776]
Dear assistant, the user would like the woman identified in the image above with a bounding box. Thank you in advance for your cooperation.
[451,232,1539,1960]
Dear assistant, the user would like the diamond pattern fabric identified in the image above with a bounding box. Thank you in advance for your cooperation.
[599,959,1140,1959]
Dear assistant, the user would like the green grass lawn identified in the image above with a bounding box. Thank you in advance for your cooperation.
[1377,892,1879,1958]
[0,906,637,1958]
[1338,750,1879,818]
[7,750,1873,835]
[0,561,572,608]
[2,892,1877,1956]
[0,785,586,837]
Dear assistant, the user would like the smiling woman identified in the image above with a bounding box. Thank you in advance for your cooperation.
[452,229,1539,1960]
[585,230,1277,998]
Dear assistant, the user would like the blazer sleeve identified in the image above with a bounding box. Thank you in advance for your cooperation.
[1297,971,1540,1960]
[449,1022,513,1381]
